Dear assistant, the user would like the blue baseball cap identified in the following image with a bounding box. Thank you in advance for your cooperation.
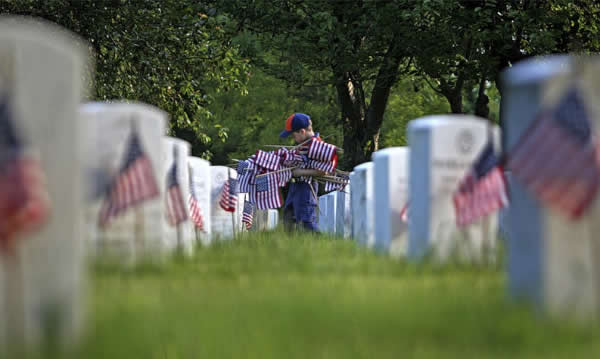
[280,113,311,138]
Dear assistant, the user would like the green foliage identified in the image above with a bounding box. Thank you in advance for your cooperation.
[201,68,342,165]
[1,0,251,152]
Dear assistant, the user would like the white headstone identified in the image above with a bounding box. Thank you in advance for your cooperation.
[80,102,166,262]
[210,166,237,239]
[318,195,328,233]
[325,192,337,234]
[407,115,497,262]
[373,147,410,256]
[351,162,374,247]
[0,17,89,349]
[188,157,212,245]
[267,209,279,230]
[335,187,351,238]
[162,137,193,253]
[501,56,600,320]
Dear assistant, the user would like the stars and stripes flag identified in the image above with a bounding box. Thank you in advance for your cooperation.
[307,140,337,162]
[237,160,255,193]
[242,201,254,230]
[252,171,282,210]
[188,171,204,230]
[506,87,600,219]
[165,152,188,226]
[0,91,50,250]
[453,137,508,227]
[219,177,238,212]
[254,150,281,171]
[98,125,160,228]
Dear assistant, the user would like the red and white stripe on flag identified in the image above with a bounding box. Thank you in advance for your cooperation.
[99,155,160,228]
[307,140,337,162]
[188,194,204,230]
[254,150,281,171]
[308,159,336,173]
[453,167,508,227]
[251,173,282,210]
[166,185,188,226]
[0,155,50,250]
[219,179,237,212]
[507,114,600,219]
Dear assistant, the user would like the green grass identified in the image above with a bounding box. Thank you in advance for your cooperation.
[27,231,600,358]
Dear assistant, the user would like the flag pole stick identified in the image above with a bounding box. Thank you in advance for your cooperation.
[228,168,236,239]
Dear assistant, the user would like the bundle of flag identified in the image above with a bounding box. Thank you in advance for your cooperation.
[453,136,508,227]
[234,135,342,210]
[219,177,238,212]
[506,87,600,220]
[188,183,204,231]
[98,124,160,228]
[165,151,188,226]
[242,201,254,230]
[0,91,50,251]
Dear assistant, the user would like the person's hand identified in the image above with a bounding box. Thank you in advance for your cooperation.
[292,168,327,178]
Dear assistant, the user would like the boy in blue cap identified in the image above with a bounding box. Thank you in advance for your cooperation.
[280,113,324,232]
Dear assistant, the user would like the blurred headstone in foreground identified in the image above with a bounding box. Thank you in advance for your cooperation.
[0,16,90,351]
[501,55,600,321]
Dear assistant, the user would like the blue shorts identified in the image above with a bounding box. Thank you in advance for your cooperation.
[283,181,318,231]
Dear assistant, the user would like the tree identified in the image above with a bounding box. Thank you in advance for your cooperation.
[1,0,251,151]
[222,0,415,166]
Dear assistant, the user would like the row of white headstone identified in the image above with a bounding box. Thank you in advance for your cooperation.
[318,115,500,264]
[81,102,249,261]
[318,56,600,322]
[0,17,282,352]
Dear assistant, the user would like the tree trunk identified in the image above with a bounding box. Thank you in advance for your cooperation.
[334,39,405,168]
[474,75,490,119]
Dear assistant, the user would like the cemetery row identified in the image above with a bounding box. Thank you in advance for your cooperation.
[2,15,600,354]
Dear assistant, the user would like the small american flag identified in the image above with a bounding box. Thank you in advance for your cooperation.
[507,87,600,219]
[253,172,282,209]
[188,169,204,230]
[219,177,238,212]
[165,149,188,226]
[237,160,255,193]
[98,125,160,228]
[453,138,508,227]
[242,201,254,230]
[255,150,281,171]
[0,91,49,250]
[307,140,337,162]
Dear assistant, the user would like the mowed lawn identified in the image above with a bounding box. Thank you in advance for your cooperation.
[66,232,600,358]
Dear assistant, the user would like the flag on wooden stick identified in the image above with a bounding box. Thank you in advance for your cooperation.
[242,201,254,230]
[98,122,159,228]
[165,147,188,226]
[188,169,204,231]
[453,136,508,227]
[219,177,238,212]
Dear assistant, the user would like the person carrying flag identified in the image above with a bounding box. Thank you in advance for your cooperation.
[279,112,334,232]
